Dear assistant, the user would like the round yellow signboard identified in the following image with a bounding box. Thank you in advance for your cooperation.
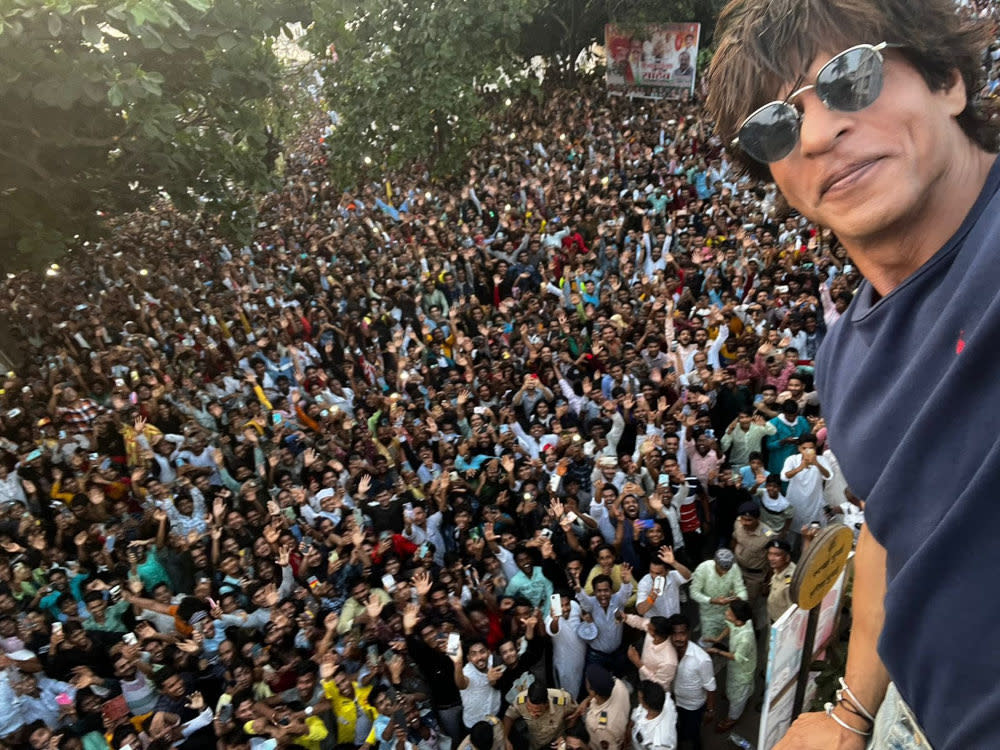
[790,524,854,610]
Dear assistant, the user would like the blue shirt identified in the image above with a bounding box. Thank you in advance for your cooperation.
[575,583,633,654]
[816,156,1000,750]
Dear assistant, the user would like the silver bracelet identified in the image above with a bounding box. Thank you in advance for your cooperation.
[824,702,873,737]
[837,677,877,723]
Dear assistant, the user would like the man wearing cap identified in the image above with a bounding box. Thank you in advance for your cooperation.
[731,501,777,623]
[503,682,578,750]
[582,664,630,750]
[765,540,796,624]
[688,549,747,647]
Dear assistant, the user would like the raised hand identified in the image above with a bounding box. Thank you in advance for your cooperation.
[323,611,340,633]
[413,569,432,597]
[658,545,676,566]
[357,474,372,496]
[402,602,420,633]
[365,595,385,621]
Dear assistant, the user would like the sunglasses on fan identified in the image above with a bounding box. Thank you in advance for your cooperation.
[733,42,902,164]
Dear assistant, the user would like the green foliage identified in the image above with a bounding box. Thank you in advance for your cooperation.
[306,0,542,185]
[0,0,311,266]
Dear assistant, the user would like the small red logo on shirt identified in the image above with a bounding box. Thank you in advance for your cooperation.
[956,331,965,354]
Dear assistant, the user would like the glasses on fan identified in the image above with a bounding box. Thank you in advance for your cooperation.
[733,42,901,164]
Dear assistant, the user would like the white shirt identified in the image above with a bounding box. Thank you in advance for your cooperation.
[545,600,587,694]
[672,643,716,711]
[460,661,500,728]
[780,453,831,532]
[635,571,688,619]
[631,701,678,750]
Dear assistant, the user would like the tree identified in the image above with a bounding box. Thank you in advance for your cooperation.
[306,0,542,184]
[0,0,311,265]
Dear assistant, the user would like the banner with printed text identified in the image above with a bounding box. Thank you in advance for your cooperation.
[605,22,700,99]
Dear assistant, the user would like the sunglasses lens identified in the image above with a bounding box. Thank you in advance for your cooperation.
[817,46,884,112]
[738,102,801,164]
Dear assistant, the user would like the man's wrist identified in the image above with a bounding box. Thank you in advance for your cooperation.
[830,703,873,734]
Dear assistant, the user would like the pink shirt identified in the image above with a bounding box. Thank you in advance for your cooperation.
[685,441,722,488]
[624,614,678,689]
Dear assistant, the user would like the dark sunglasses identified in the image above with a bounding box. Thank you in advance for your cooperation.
[733,42,901,164]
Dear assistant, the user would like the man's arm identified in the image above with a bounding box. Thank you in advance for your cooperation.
[775,525,889,749]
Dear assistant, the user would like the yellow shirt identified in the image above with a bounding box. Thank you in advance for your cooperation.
[321,679,376,744]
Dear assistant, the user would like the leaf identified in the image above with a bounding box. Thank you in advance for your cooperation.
[107,83,123,108]
[216,31,238,51]
[177,0,210,11]
[81,22,102,45]
[47,12,62,37]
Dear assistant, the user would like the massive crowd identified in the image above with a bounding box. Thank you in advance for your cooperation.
[0,3,996,749]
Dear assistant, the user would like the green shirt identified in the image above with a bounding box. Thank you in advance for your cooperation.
[82,598,131,632]
[727,619,757,691]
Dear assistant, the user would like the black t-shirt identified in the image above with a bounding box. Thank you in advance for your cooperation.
[816,156,1000,750]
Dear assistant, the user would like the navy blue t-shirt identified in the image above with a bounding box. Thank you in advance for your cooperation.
[816,155,1000,750]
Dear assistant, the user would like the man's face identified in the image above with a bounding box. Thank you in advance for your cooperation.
[163,674,186,699]
[767,48,969,247]
[670,624,690,652]
[296,672,317,699]
[499,640,518,666]
[467,642,490,671]
[768,547,790,570]
[594,581,613,608]
[739,515,759,531]
[526,697,549,718]
[788,378,805,398]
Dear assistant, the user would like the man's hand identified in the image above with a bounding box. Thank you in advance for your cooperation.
[413,569,432,597]
[658,545,677,567]
[774,712,869,750]
[627,645,641,667]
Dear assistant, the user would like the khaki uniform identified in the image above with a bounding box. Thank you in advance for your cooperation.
[767,561,797,623]
[505,688,577,750]
[584,678,630,750]
[457,715,505,750]
[733,520,778,605]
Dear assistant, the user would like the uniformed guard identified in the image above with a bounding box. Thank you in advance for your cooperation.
[503,682,578,750]
[456,715,506,750]
[733,501,778,610]
[765,538,797,623]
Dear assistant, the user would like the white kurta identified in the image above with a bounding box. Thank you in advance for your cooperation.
[545,600,587,696]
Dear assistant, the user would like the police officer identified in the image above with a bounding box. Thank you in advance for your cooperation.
[732,501,778,617]
[457,716,506,750]
[765,539,796,623]
[503,682,578,750]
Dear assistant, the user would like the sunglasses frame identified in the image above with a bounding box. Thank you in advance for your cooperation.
[732,42,902,164]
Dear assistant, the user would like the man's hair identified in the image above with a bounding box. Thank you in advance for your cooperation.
[638,679,666,711]
[591,574,614,591]
[730,598,753,624]
[469,720,496,750]
[527,681,549,704]
[707,0,997,180]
